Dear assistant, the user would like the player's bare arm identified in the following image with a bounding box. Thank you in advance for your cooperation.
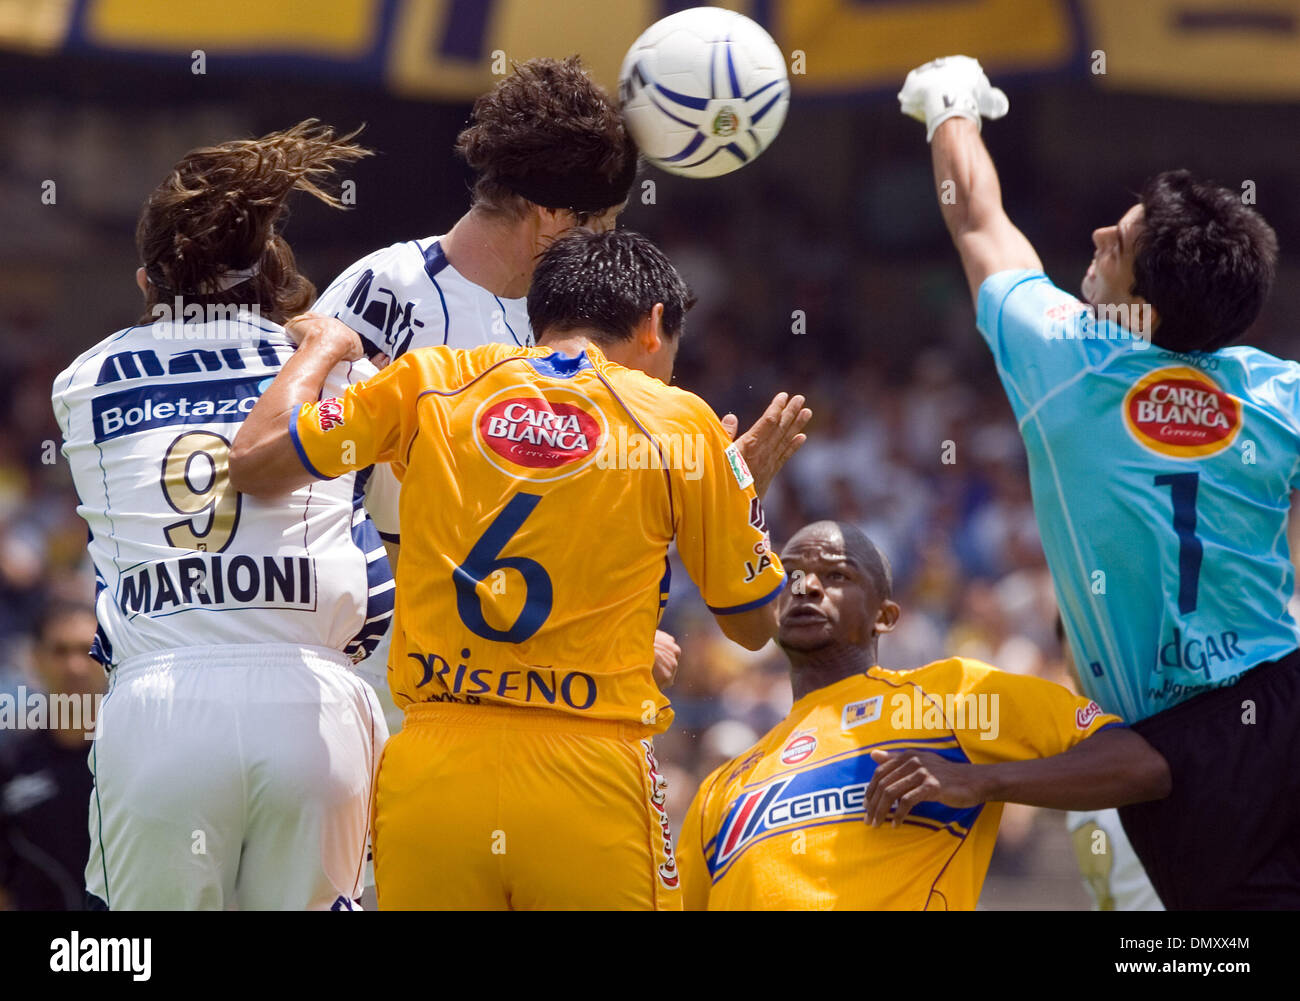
[899,56,1041,305]
[930,118,1041,305]
[230,313,364,496]
[863,727,1171,827]
[721,392,812,499]
[714,601,778,652]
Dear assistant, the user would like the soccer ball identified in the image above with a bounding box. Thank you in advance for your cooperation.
[619,6,789,179]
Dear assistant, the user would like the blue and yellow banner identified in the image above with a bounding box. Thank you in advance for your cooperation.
[1,0,1297,101]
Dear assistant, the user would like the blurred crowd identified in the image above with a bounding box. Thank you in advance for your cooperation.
[0,341,93,684]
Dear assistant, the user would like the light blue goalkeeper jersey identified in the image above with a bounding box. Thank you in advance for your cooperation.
[978,269,1300,722]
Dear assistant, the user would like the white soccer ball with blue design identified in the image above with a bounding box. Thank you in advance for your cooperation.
[619,6,789,179]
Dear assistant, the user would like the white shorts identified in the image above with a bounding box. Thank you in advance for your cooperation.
[86,644,389,910]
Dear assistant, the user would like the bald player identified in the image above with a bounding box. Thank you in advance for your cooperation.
[678,522,1171,910]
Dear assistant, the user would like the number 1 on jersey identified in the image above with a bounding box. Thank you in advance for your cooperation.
[1155,472,1202,614]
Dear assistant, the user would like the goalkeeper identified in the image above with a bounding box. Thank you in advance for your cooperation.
[900,56,1297,909]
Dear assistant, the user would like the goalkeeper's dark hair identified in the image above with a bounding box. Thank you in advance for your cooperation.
[527,230,696,345]
[136,119,371,325]
[1134,170,1277,353]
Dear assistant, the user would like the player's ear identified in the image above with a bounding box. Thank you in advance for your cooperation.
[637,303,666,354]
[873,599,901,636]
[135,267,148,295]
[538,206,583,242]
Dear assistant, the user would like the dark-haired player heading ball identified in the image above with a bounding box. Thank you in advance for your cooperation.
[901,56,1294,908]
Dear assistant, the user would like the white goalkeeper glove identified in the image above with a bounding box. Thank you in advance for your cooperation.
[898,55,1009,142]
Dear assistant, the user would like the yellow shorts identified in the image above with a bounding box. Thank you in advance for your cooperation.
[373,701,682,910]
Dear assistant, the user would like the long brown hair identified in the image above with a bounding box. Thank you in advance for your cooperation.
[136,119,371,325]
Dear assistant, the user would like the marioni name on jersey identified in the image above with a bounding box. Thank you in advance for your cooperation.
[117,552,317,617]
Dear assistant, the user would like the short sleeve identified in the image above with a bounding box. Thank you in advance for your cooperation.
[941,659,1124,763]
[976,269,1116,417]
[292,353,427,481]
[672,401,784,615]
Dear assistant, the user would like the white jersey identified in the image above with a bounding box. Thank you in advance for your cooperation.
[313,236,532,363]
[52,312,397,667]
[313,235,532,731]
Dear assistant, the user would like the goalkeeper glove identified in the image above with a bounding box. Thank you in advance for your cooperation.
[898,55,1009,142]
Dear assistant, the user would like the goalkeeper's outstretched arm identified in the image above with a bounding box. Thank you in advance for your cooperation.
[930,118,1041,305]
[898,56,1041,305]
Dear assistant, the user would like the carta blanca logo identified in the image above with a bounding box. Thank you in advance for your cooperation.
[91,377,265,443]
[49,932,151,981]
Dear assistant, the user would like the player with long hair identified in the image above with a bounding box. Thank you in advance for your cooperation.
[53,121,393,909]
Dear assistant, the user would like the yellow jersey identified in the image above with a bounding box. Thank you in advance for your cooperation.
[677,659,1122,909]
[292,342,784,732]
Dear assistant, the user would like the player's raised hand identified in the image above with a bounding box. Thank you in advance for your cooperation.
[284,312,367,362]
[864,748,988,827]
[653,629,682,688]
[721,392,811,499]
[898,55,1009,142]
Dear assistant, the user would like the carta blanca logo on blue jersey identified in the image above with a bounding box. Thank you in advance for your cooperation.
[706,747,980,878]
[92,377,265,443]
